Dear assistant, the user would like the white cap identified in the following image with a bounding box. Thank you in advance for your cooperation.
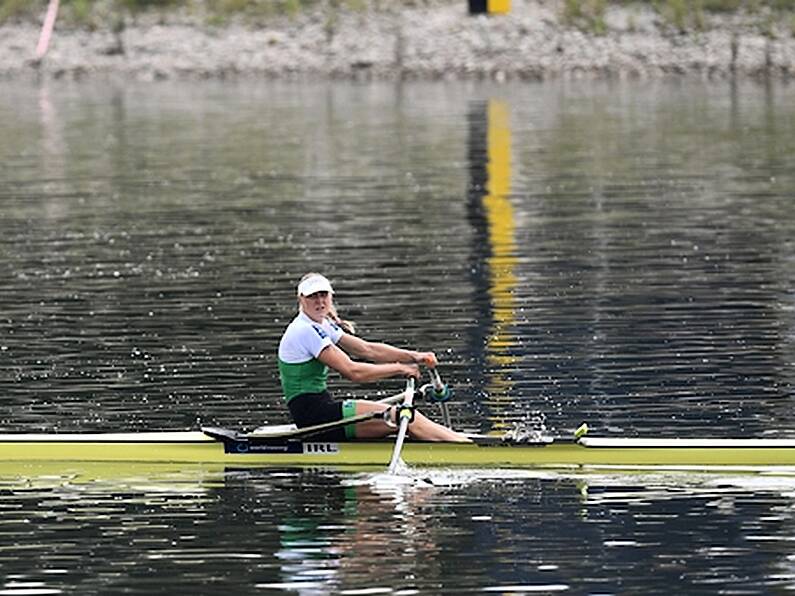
[297,274,334,297]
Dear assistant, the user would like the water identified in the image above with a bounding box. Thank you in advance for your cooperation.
[3,467,795,594]
[1,78,795,593]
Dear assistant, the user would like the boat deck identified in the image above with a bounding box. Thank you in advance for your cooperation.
[2,430,795,470]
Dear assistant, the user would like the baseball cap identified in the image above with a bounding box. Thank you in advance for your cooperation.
[297,274,334,297]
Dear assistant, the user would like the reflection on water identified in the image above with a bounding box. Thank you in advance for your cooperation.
[468,99,523,434]
[1,77,795,593]
[1,80,795,437]
[4,466,795,594]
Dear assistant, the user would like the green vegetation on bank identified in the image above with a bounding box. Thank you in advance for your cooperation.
[563,0,794,35]
[0,0,323,25]
[1,0,793,36]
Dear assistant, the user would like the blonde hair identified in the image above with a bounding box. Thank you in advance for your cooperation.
[297,272,356,335]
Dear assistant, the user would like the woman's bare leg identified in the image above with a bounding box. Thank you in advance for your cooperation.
[352,400,470,442]
[409,414,471,442]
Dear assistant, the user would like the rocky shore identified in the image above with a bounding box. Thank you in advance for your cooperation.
[1,1,793,81]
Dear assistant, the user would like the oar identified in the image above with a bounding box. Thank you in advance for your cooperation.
[247,390,414,439]
[247,410,384,440]
[425,367,452,427]
[387,377,416,474]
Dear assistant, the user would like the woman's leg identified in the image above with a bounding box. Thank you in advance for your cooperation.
[352,400,470,442]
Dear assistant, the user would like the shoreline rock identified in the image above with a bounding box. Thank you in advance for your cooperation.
[1,1,793,81]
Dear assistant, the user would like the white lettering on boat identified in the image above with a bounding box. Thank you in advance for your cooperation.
[303,442,339,454]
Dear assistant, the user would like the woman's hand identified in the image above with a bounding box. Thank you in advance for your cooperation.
[412,351,438,368]
[400,362,422,378]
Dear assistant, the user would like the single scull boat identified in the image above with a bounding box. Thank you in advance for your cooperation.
[2,427,795,470]
[5,379,795,472]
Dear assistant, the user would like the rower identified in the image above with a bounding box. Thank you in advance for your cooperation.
[277,272,470,443]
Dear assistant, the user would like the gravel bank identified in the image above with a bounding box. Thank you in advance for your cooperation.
[1,1,793,81]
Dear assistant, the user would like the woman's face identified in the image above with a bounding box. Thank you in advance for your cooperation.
[299,291,332,322]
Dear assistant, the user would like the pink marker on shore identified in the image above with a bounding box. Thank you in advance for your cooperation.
[35,0,60,61]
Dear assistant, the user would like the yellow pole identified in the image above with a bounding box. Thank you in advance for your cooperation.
[488,0,511,14]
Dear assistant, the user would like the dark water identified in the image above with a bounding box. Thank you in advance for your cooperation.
[3,467,795,594]
[1,78,795,593]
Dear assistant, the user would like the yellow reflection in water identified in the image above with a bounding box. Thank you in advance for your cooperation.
[482,100,518,421]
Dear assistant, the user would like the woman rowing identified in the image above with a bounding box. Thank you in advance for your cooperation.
[278,273,470,443]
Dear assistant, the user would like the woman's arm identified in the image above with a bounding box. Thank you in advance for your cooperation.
[337,334,436,367]
[318,343,420,383]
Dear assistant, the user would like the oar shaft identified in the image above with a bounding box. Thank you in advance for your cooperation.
[249,392,409,439]
[377,391,411,405]
[387,379,415,474]
[429,368,444,391]
[428,367,452,427]
[439,403,452,428]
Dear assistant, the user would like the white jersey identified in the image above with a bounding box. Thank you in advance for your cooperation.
[278,312,344,364]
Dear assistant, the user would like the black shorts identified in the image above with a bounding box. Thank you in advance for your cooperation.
[287,391,357,441]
